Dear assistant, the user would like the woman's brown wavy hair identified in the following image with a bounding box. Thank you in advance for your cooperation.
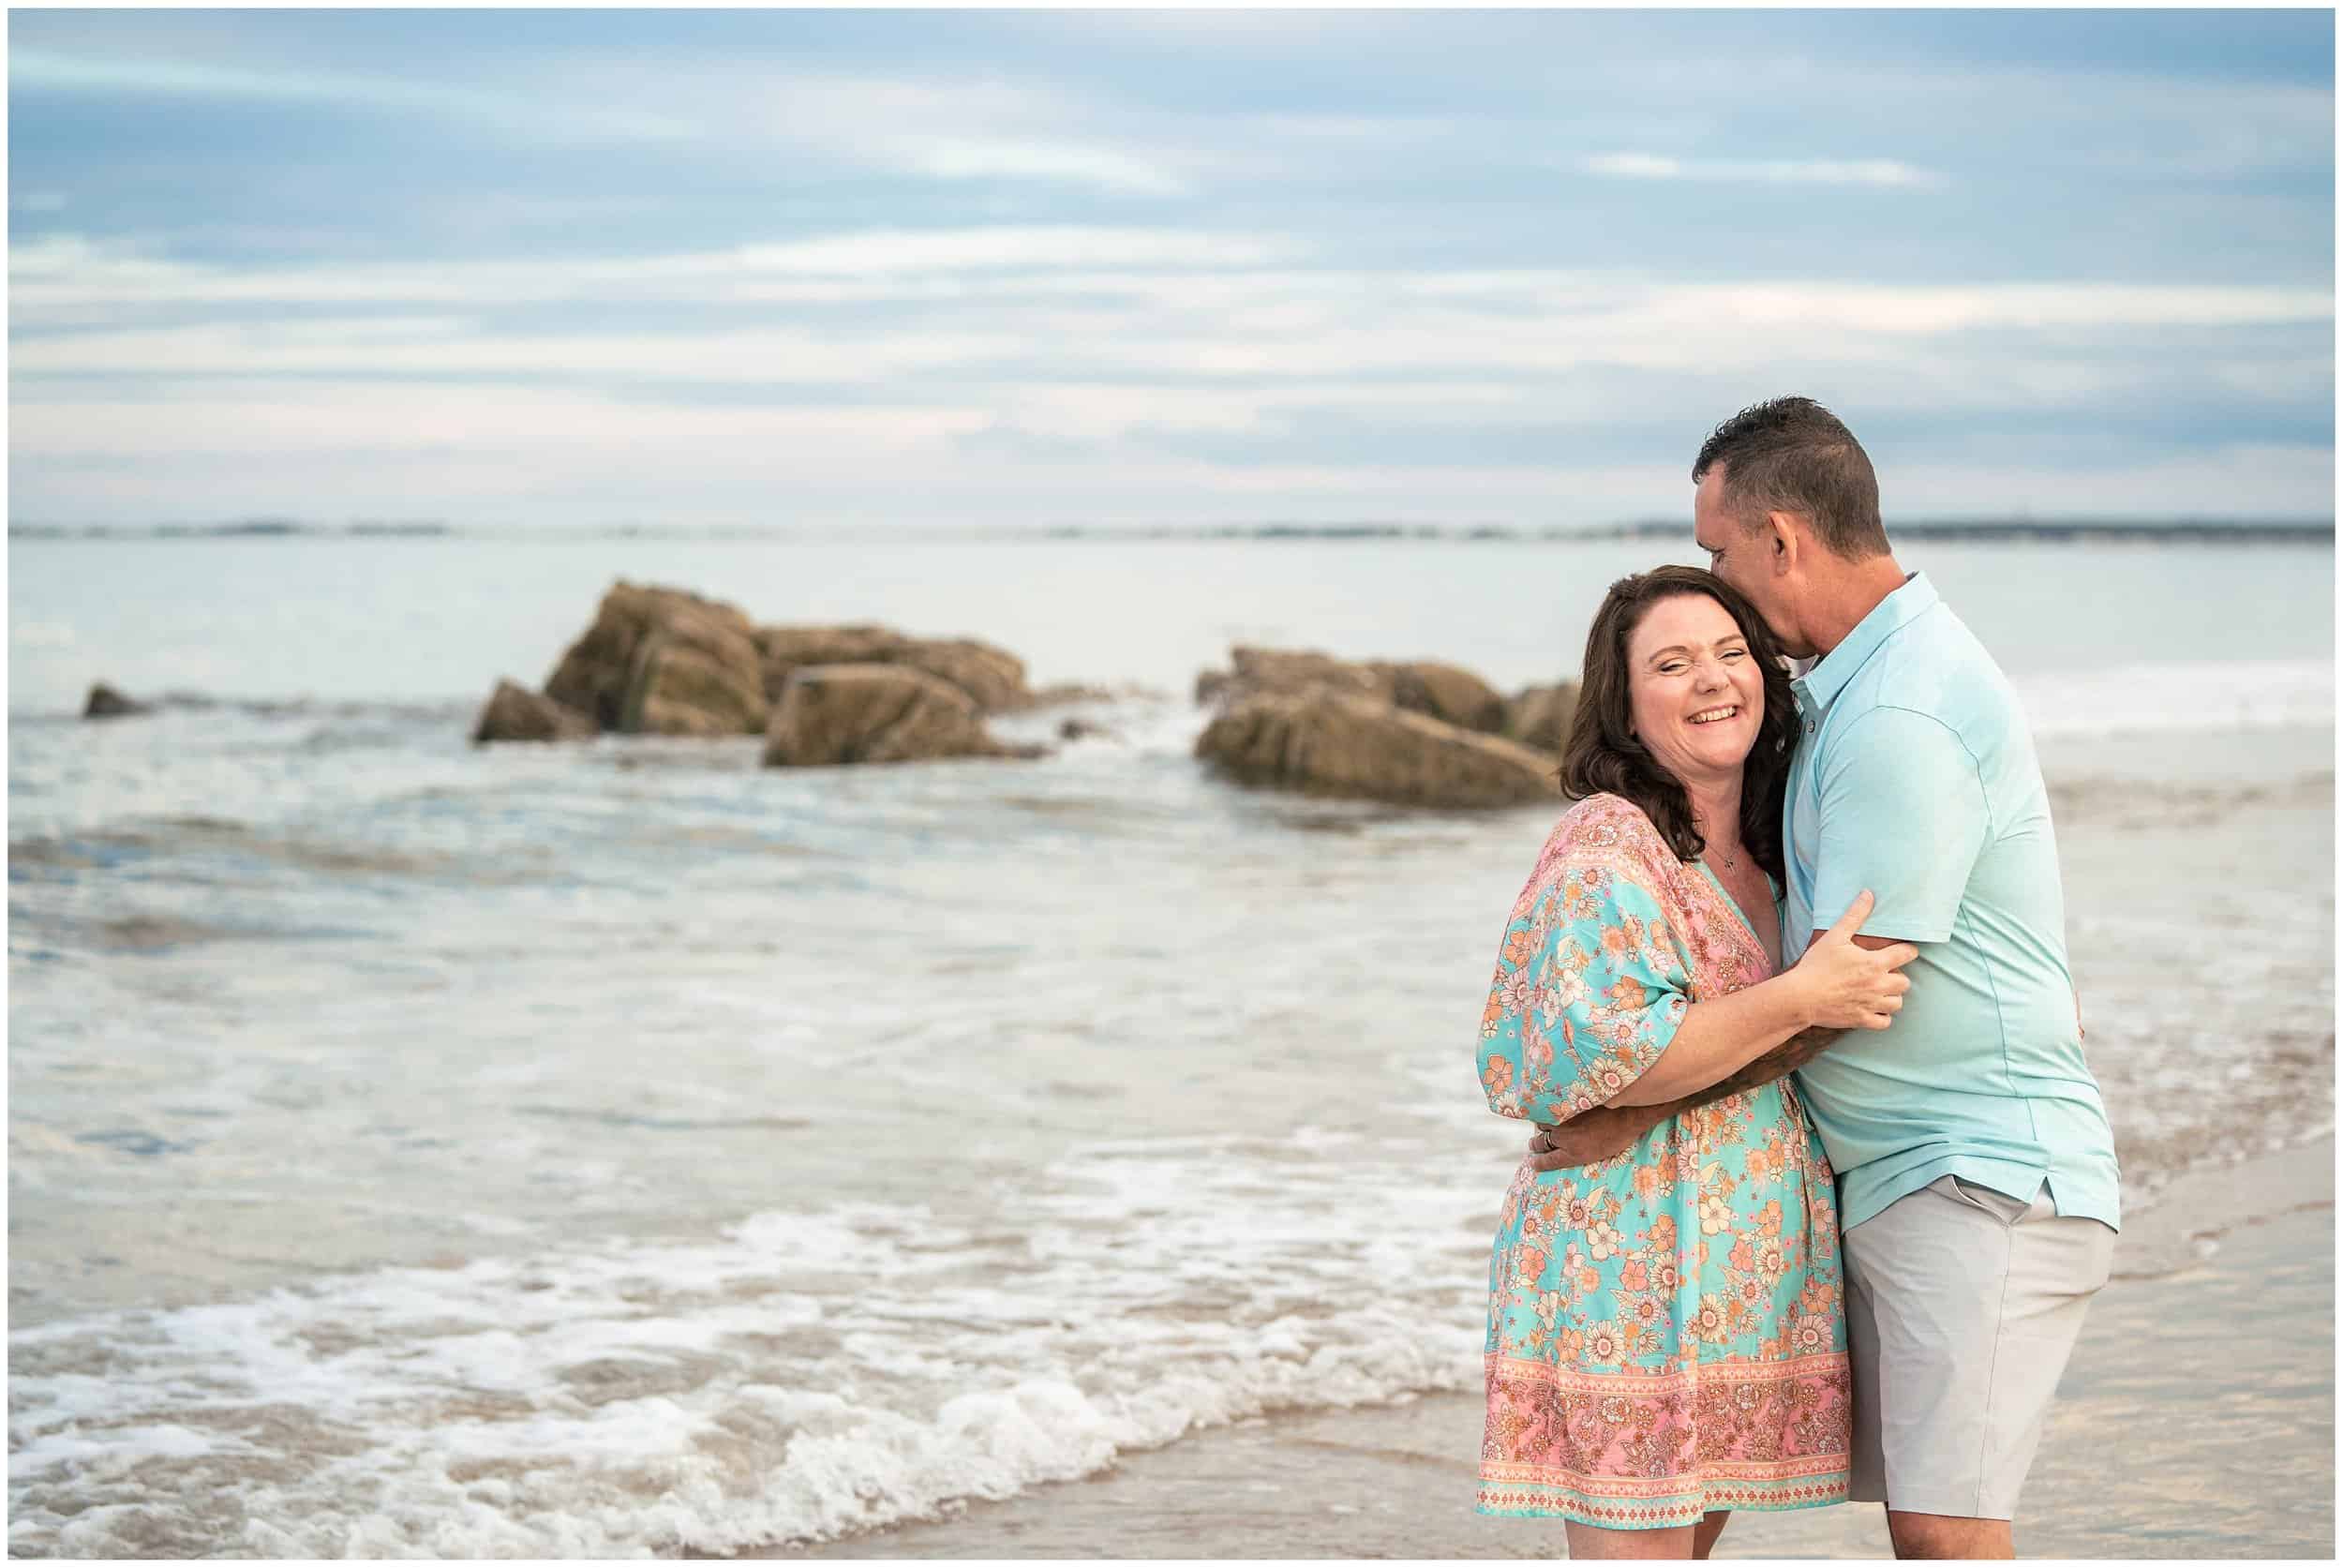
[1558,565,1798,882]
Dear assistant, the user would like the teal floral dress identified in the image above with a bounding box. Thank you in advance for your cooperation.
[1473,794,1851,1528]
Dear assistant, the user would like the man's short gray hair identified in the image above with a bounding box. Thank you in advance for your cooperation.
[1693,396,1888,560]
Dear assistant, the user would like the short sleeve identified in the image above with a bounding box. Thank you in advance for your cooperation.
[1809,705,1989,945]
[1476,864,1693,1124]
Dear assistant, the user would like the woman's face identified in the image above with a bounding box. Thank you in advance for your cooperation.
[1623,591,1765,789]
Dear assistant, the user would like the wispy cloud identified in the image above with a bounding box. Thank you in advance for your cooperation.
[1579,153,1944,187]
[899,139,1187,195]
[18,378,2327,529]
[7,47,693,144]
[19,234,2325,333]
[7,229,1304,319]
[550,63,1207,195]
[12,47,1205,195]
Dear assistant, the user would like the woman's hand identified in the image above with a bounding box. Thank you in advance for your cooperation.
[1789,889,1919,1030]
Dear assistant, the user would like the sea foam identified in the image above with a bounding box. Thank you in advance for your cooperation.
[8,1135,1495,1559]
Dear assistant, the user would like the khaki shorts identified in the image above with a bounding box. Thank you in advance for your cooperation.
[1842,1174,2116,1519]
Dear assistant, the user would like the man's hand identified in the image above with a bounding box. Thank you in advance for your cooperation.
[1527,1105,1660,1171]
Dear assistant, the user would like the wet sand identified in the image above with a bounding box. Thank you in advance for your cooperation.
[709,1137,2334,1560]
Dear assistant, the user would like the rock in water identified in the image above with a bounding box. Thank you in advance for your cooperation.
[1195,690,1557,808]
[1224,646,1395,703]
[763,665,1036,767]
[1194,647,1505,733]
[756,626,1029,713]
[754,626,906,702]
[894,637,1028,712]
[471,679,597,744]
[1503,681,1581,754]
[545,581,769,736]
[82,682,148,719]
[624,639,769,738]
[1380,660,1508,734]
[1026,681,1118,709]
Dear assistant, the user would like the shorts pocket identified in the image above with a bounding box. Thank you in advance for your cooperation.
[1942,1175,2036,1226]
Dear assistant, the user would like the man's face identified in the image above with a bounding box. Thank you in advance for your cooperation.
[1693,468,1805,655]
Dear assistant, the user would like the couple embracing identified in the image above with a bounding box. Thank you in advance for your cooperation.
[1474,398,2121,1560]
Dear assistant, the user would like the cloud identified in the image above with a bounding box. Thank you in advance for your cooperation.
[12,46,1203,195]
[533,61,1206,195]
[17,376,2328,528]
[7,47,693,143]
[15,232,2326,345]
[9,244,2328,525]
[1891,444,2336,518]
[1579,153,1944,187]
[7,321,1022,382]
[6,14,2328,529]
[9,227,1297,300]
[716,227,1282,275]
[897,138,1187,195]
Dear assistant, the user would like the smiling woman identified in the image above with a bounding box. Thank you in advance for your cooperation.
[1472,564,1918,1557]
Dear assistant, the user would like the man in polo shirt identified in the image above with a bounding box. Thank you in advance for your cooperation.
[1529,397,2120,1559]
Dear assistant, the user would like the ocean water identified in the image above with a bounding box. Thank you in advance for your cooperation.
[7,533,2336,1558]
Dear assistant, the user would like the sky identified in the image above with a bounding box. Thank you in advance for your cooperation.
[7,7,2336,530]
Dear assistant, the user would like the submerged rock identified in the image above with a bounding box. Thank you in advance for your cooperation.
[82,682,149,720]
[1195,690,1556,809]
[471,679,596,744]
[1026,681,1118,709]
[545,581,769,737]
[763,665,1041,768]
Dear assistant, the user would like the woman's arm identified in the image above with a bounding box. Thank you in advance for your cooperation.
[1606,889,1914,1106]
[1475,814,1913,1130]
[1531,1025,1845,1166]
[1604,965,1819,1104]
[1525,893,1919,1162]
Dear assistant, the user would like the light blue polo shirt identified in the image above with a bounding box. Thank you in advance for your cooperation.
[1783,573,2121,1232]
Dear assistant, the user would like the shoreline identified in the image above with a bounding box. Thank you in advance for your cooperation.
[707,1134,2335,1560]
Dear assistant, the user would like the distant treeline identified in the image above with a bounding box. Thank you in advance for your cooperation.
[10,517,2335,545]
[9,519,456,539]
[1590,517,2337,545]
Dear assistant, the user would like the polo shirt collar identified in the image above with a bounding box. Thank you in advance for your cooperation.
[1791,571,1937,715]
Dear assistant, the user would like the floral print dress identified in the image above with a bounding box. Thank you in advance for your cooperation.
[1474,793,1851,1528]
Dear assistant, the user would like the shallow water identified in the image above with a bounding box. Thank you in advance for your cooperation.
[7,534,2335,1557]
